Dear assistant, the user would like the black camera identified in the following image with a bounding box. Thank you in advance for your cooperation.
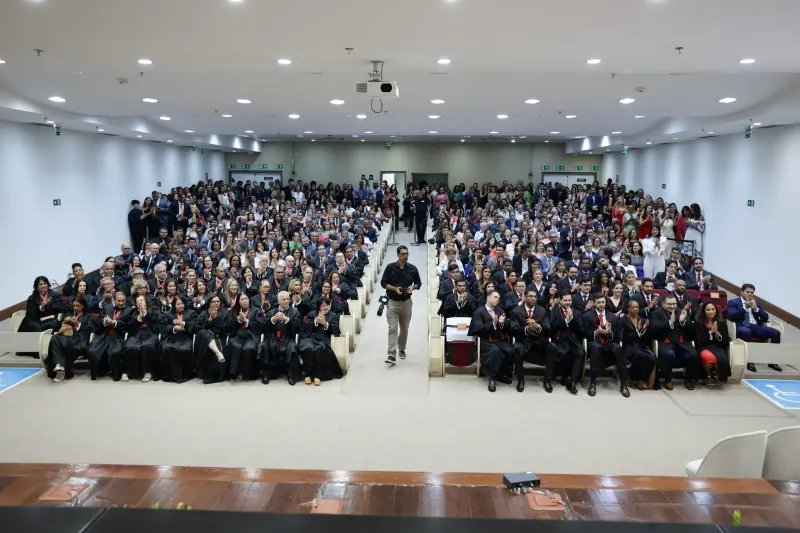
[376,295,389,316]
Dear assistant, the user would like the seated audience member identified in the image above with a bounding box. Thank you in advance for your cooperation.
[468,290,514,393]
[555,266,580,295]
[160,295,196,384]
[633,278,658,319]
[670,279,697,311]
[437,263,462,301]
[61,263,87,297]
[550,292,586,394]
[437,247,464,276]
[47,296,91,383]
[251,279,274,313]
[606,282,627,316]
[654,261,680,291]
[614,300,658,391]
[694,302,731,386]
[583,293,627,397]
[228,293,264,382]
[649,295,698,390]
[193,295,228,385]
[668,247,689,277]
[572,278,593,312]
[298,297,343,386]
[502,279,527,313]
[438,276,477,320]
[314,280,350,316]
[124,294,161,383]
[728,283,782,372]
[19,276,63,356]
[87,291,132,381]
[684,257,718,290]
[510,288,558,393]
[261,291,302,385]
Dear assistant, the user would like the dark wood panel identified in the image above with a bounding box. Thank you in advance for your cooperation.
[133,479,181,509]
[319,483,347,500]
[212,481,253,511]
[162,480,230,510]
[392,485,419,517]
[367,484,396,517]
[239,482,275,512]
[339,484,371,515]
[290,483,321,514]
[467,486,496,519]
[0,476,55,506]
[418,485,446,517]
[443,485,471,518]
[263,483,299,513]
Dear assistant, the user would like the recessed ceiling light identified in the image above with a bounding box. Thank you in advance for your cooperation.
[0,59,5,64]
[245,130,254,133]
[330,99,345,105]
[606,150,611,152]
[489,131,499,134]
[304,131,313,134]
[167,139,173,143]
[229,0,243,3]
[364,131,373,134]
[520,136,527,139]
[429,131,438,134]
[646,141,652,145]
[352,135,359,138]
[137,59,152,65]
[739,58,756,64]
[565,115,576,119]
[497,114,508,119]
[461,139,465,142]
[142,98,158,103]
[311,139,316,142]
[619,98,635,104]
[524,99,540,104]
[431,99,445,104]
[673,137,679,140]
[753,122,762,126]
[361,139,365,142]
[185,129,195,133]
[221,114,232,118]
[136,135,143,138]
[356,114,367,119]
[97,128,104,132]
[437,58,451,65]
[428,115,440,119]
[159,115,171,121]
[635,115,645,118]
[544,140,549,143]
[612,131,622,134]
[510,139,516,143]
[390,135,396,138]
[289,114,300,119]
[297,135,304,138]
[550,131,559,134]
[707,132,714,134]
[586,58,601,64]
[48,96,66,103]
[46,120,54,124]
[719,97,737,104]
[237,99,251,104]
[277,58,292,65]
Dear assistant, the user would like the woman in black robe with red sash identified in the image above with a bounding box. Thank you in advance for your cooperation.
[298,297,343,386]
[123,294,161,382]
[194,295,229,384]
[159,296,196,383]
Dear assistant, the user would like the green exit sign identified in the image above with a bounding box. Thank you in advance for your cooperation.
[242,164,251,169]
[275,164,283,169]
[53,199,61,206]
[541,165,550,171]
[590,166,599,171]
[575,166,583,171]
[228,164,236,169]
[747,200,755,207]
[557,165,565,171]
[259,164,268,169]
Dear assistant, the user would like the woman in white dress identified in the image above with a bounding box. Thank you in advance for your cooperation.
[642,225,667,279]
[660,208,676,261]
[683,203,705,258]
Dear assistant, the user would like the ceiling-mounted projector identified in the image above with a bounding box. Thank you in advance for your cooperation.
[355,60,399,99]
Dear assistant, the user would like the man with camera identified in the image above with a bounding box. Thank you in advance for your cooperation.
[380,245,421,365]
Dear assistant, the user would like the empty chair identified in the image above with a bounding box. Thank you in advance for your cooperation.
[762,426,800,480]
[685,430,767,478]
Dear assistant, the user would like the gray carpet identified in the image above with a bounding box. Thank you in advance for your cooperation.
[0,232,798,476]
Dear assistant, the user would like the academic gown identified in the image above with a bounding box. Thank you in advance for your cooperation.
[19,291,63,356]
[251,293,276,314]
[46,312,91,379]
[613,316,658,386]
[124,311,161,380]
[549,306,586,382]
[694,321,732,382]
[298,311,343,382]
[438,292,477,321]
[312,294,350,316]
[87,305,133,380]
[289,293,312,318]
[467,307,513,379]
[227,306,264,381]
[159,310,197,383]
[260,306,302,381]
[194,308,229,384]
[501,290,525,314]
[509,305,556,380]
[649,308,699,382]
[582,310,626,382]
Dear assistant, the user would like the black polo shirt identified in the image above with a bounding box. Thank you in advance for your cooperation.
[381,261,422,302]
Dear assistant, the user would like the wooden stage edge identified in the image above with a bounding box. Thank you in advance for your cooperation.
[0,463,784,494]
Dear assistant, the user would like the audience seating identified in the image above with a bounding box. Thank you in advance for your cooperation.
[1,311,49,355]
[762,425,800,481]
[652,289,669,301]
[685,430,768,478]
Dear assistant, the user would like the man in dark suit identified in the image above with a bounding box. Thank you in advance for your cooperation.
[512,244,533,277]
[493,258,514,288]
[583,293,628,397]
[668,247,689,277]
[671,279,697,312]
[460,238,478,265]
[502,280,526,313]
[684,257,718,290]
[468,290,513,392]
[654,260,681,290]
[728,283,782,372]
[650,295,699,390]
[572,278,594,313]
[585,187,604,213]
[437,264,462,301]
[556,266,581,295]
[510,289,557,393]
[170,198,192,234]
[558,218,580,259]
[550,292,585,394]
[632,278,659,319]
[438,276,477,321]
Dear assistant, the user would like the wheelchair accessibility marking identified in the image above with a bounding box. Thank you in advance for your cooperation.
[743,379,800,410]
[0,368,43,395]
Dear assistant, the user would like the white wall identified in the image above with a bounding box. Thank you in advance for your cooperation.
[225,142,604,189]
[603,125,800,316]
[0,120,226,310]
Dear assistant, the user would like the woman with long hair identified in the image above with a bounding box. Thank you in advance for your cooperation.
[181,269,198,297]
[472,266,494,300]
[194,295,229,385]
[159,295,196,383]
[328,271,351,300]
[69,279,97,311]
[684,203,705,257]
[220,279,241,309]
[314,280,349,316]
[226,293,263,381]
[240,266,258,297]
[614,300,657,391]
[694,302,731,387]
[606,281,627,317]
[124,294,161,383]
[47,296,91,382]
[642,225,667,278]
[288,279,312,317]
[19,277,62,352]
[298,297,344,386]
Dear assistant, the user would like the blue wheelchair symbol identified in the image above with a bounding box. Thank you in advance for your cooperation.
[744,379,800,410]
[0,368,42,395]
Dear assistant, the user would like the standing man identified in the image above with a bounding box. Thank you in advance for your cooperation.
[380,245,422,365]
[412,190,430,245]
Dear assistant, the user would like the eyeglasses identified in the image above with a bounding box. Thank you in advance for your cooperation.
[398,252,409,256]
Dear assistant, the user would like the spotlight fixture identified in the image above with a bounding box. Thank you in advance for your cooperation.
[510,139,516,143]
[136,135,143,138]
[497,114,508,119]
[159,115,171,121]
[356,114,367,119]
[437,58,451,65]
[739,58,756,64]
[0,59,5,64]
[330,99,345,105]
[237,99,251,104]
[245,130,254,133]
[364,131,373,134]
[142,98,158,103]
[586,58,601,64]
[277,58,292,65]
[428,131,438,134]
[646,141,652,145]
[221,114,232,118]
[48,96,66,103]
[185,129,195,133]
[619,98,635,104]
[428,115,440,119]
[289,114,300,119]
[304,131,313,134]
[167,139,173,143]
[565,115,576,119]
[431,99,445,104]
[719,97,737,104]
[524,99,540,104]
[635,115,645,118]
[461,139,465,142]
[612,131,622,134]
[550,131,559,134]
[753,122,762,126]
[97,128,104,132]
[489,131,499,134]
[137,59,152,65]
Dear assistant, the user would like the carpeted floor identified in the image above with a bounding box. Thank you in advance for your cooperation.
[0,232,798,476]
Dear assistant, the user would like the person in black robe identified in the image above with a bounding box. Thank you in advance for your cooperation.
[47,296,91,382]
[240,267,259,298]
[313,281,350,316]
[438,277,477,321]
[288,280,312,318]
[87,291,132,380]
[261,291,302,385]
[328,271,351,300]
[67,279,97,311]
[583,293,628,398]
[227,293,264,381]
[159,296,197,383]
[550,292,587,392]
[251,279,275,314]
[649,295,699,390]
[614,300,658,390]
[194,295,229,384]
[501,280,527,313]
[510,289,559,393]
[298,297,343,385]
[123,294,161,382]
[468,290,513,393]
[694,302,731,387]
[19,276,63,357]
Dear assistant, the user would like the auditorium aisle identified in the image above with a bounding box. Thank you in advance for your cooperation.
[341,229,431,397]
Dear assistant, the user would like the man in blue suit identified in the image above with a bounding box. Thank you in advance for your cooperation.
[170,197,192,234]
[728,283,782,372]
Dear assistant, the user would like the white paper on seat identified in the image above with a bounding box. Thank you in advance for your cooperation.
[445,317,473,343]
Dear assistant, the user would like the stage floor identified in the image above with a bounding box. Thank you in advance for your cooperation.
[0,463,798,527]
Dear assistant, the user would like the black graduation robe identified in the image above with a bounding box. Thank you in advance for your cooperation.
[159,310,197,383]
[227,306,264,380]
[194,308,229,384]
[87,305,133,380]
[467,306,513,379]
[260,306,302,381]
[124,310,161,380]
[47,312,91,379]
[298,310,343,381]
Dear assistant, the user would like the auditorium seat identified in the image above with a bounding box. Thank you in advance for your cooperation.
[652,289,668,300]
[762,426,800,480]
[685,430,767,478]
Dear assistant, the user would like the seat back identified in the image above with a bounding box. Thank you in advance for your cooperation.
[652,289,669,300]
[696,430,767,479]
[700,290,728,319]
[685,289,700,302]
[763,426,800,480]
